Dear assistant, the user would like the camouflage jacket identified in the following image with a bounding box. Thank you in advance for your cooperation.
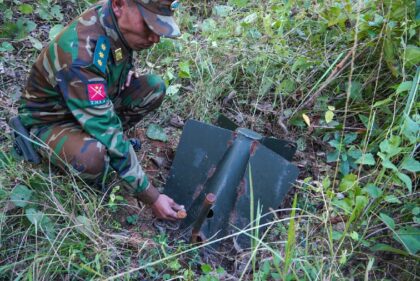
[18,0,160,204]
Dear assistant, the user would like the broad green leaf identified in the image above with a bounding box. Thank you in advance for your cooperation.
[19,4,33,14]
[10,185,33,208]
[401,157,420,173]
[348,81,363,100]
[339,250,347,265]
[356,153,375,165]
[339,174,358,192]
[344,133,357,144]
[146,124,168,142]
[417,0,420,20]
[332,230,343,240]
[263,14,274,36]
[404,45,420,67]
[0,187,7,201]
[76,215,92,232]
[379,213,395,230]
[322,176,331,189]
[37,6,52,20]
[166,84,181,96]
[350,231,359,241]
[396,172,412,193]
[396,81,413,94]
[126,214,139,225]
[325,110,334,123]
[373,98,391,108]
[229,0,248,8]
[28,36,43,50]
[384,195,401,204]
[378,153,398,171]
[394,227,420,255]
[332,198,352,214]
[19,19,36,33]
[25,208,44,225]
[168,260,182,271]
[291,57,311,73]
[279,79,296,93]
[347,147,362,159]
[201,18,217,33]
[49,24,64,41]
[384,37,398,76]
[201,264,212,274]
[50,5,64,21]
[402,115,419,144]
[358,114,370,129]
[40,215,56,239]
[362,183,383,199]
[379,136,401,156]
[212,5,233,17]
[242,12,258,25]
[371,243,409,256]
[368,14,384,27]
[26,208,56,239]
[0,42,14,52]
[4,9,13,21]
[178,61,191,79]
[328,139,340,149]
[352,196,368,218]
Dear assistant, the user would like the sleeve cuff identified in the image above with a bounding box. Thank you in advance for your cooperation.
[136,184,160,205]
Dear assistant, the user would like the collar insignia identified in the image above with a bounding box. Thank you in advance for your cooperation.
[93,36,110,74]
[114,48,123,63]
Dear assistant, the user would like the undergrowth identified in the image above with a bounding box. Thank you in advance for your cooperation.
[0,0,419,280]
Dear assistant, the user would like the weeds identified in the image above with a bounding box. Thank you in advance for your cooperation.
[1,0,419,279]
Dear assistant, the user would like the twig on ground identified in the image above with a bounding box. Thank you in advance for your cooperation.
[301,49,354,110]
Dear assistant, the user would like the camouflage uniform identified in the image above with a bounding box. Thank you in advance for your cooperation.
[18,0,180,204]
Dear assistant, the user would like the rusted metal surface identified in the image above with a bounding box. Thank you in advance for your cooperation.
[164,119,299,248]
[191,193,216,243]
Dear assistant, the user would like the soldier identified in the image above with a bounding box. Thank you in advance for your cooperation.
[16,0,184,220]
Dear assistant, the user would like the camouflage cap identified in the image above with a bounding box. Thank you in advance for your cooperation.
[135,0,181,38]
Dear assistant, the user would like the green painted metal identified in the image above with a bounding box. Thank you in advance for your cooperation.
[164,119,299,248]
[217,114,297,161]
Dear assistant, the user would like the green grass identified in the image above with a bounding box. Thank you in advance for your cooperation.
[1,0,419,280]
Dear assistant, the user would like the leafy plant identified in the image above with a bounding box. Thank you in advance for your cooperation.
[327,132,362,175]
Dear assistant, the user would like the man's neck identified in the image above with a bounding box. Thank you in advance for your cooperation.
[99,0,133,62]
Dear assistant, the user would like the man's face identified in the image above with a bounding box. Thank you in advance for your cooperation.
[113,0,161,50]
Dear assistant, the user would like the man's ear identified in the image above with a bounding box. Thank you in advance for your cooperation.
[111,0,127,18]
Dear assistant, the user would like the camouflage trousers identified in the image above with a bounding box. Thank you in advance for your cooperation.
[30,74,165,183]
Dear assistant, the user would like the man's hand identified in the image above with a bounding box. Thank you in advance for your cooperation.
[121,69,140,90]
[151,194,184,221]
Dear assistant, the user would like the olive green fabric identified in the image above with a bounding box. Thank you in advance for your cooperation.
[18,1,165,203]
[136,0,181,38]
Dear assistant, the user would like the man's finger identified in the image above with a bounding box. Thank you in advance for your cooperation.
[166,208,179,220]
[171,202,184,212]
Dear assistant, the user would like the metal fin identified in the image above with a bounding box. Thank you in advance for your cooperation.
[164,119,299,248]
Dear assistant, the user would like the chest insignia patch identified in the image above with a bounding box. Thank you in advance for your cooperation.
[93,36,110,74]
[88,83,107,105]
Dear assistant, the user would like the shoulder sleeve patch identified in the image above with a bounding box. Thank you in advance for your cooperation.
[93,35,110,74]
[87,83,108,106]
